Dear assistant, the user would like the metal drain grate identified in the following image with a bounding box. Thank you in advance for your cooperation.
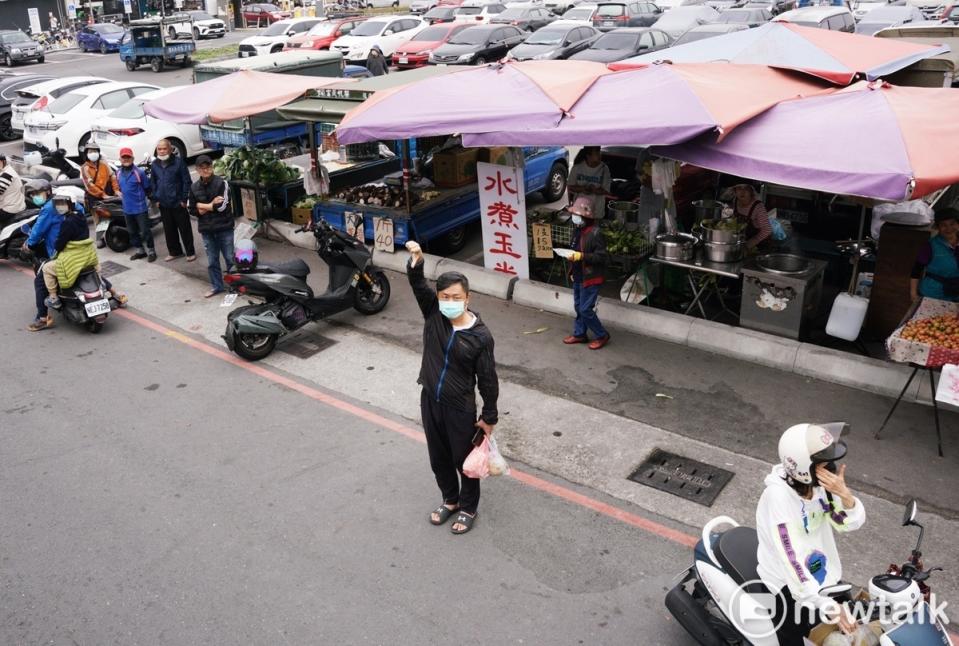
[279,333,336,359]
[628,449,734,507]
[98,261,130,278]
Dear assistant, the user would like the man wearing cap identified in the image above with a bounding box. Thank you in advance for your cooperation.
[117,147,155,262]
[563,196,610,350]
[188,155,234,298]
[0,154,25,222]
[81,142,119,249]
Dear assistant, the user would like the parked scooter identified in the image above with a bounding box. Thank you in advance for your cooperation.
[666,499,953,646]
[223,219,391,361]
[21,145,83,181]
[91,195,162,253]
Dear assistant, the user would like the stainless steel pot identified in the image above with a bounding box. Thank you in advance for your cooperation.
[656,233,697,261]
[609,201,639,226]
[692,199,724,222]
[757,253,811,275]
[704,240,744,264]
[697,219,745,244]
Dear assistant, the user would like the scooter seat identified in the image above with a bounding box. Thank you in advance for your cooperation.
[261,259,310,277]
[714,526,761,588]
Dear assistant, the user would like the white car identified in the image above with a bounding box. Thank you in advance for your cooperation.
[23,81,160,157]
[90,87,213,164]
[330,16,428,64]
[553,3,599,21]
[238,17,325,56]
[454,2,508,22]
[410,0,439,11]
[10,76,109,135]
[652,4,719,36]
[168,10,228,39]
[545,0,587,12]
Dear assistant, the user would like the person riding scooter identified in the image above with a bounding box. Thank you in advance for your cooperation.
[41,192,127,311]
[22,179,60,331]
[756,423,866,646]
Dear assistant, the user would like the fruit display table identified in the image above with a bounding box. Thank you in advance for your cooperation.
[878,297,956,456]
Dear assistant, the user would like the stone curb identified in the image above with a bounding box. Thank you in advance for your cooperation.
[266,226,920,405]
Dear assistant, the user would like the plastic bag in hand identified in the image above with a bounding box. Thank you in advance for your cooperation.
[462,438,490,479]
[488,437,510,477]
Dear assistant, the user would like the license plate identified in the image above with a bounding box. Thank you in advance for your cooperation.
[603,20,614,25]
[240,51,249,57]
[84,299,111,316]
[221,293,237,307]
[398,56,408,64]
[95,220,111,232]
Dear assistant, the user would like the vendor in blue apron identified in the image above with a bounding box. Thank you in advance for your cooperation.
[911,207,959,302]
[563,196,611,350]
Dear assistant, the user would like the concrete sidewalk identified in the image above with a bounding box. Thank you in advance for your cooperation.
[74,232,959,605]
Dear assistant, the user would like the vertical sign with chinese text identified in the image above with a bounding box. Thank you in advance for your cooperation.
[28,8,42,33]
[531,223,552,259]
[478,162,528,280]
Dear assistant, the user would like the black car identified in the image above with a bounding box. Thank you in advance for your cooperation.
[592,1,662,31]
[714,7,772,25]
[569,26,670,62]
[429,24,526,65]
[424,6,458,22]
[490,6,557,30]
[0,30,45,67]
[0,73,51,140]
[507,24,599,60]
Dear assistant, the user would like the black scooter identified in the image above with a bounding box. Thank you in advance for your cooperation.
[223,219,391,361]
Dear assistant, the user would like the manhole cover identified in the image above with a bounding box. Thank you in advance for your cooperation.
[628,449,734,507]
[279,333,336,359]
[98,261,129,278]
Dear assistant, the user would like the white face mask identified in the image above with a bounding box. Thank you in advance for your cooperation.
[87,152,100,162]
[571,215,584,226]
[157,153,170,161]
[55,204,69,215]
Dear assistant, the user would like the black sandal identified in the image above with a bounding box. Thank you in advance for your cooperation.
[450,511,476,534]
[429,504,458,526]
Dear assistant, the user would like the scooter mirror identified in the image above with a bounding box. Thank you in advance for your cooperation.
[903,499,918,526]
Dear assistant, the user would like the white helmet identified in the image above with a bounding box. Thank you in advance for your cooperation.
[778,422,848,485]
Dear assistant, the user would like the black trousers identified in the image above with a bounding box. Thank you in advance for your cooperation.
[772,586,822,646]
[420,389,480,514]
[159,204,195,257]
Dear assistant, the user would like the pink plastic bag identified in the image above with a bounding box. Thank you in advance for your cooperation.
[462,437,490,479]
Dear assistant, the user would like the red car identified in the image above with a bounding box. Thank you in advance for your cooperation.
[284,17,364,50]
[391,22,470,68]
[241,3,290,26]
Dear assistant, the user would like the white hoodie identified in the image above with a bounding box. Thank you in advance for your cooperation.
[756,464,866,610]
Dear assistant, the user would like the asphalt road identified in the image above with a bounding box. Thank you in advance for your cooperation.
[0,264,692,646]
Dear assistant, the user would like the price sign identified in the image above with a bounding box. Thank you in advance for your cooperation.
[344,211,364,241]
[531,222,553,259]
[373,217,394,253]
[240,187,257,221]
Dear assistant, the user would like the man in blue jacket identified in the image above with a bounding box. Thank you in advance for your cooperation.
[22,179,62,331]
[151,139,195,262]
[117,146,155,262]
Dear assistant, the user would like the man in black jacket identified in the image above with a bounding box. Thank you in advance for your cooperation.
[563,195,611,350]
[187,155,234,298]
[151,139,196,262]
[406,240,499,535]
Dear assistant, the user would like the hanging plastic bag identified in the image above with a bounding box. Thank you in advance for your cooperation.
[487,436,510,477]
[462,437,490,479]
[768,208,788,242]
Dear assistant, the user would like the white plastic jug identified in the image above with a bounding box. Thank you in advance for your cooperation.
[825,293,869,341]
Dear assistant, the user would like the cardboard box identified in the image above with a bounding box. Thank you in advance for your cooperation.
[291,207,313,226]
[433,147,479,188]
[478,147,512,166]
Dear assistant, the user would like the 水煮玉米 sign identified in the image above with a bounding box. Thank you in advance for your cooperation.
[478,162,528,279]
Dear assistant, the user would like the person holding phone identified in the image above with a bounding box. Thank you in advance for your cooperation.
[406,240,499,535]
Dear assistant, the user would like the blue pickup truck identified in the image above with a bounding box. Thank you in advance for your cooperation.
[316,146,569,252]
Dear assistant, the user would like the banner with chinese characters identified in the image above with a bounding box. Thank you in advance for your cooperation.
[478,162,529,280]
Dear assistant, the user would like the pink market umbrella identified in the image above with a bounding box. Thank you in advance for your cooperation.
[335,60,614,144]
[610,22,948,85]
[461,62,831,147]
[655,80,959,201]
[143,70,353,124]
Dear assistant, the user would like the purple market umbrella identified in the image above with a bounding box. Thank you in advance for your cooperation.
[654,81,959,201]
[461,63,831,147]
